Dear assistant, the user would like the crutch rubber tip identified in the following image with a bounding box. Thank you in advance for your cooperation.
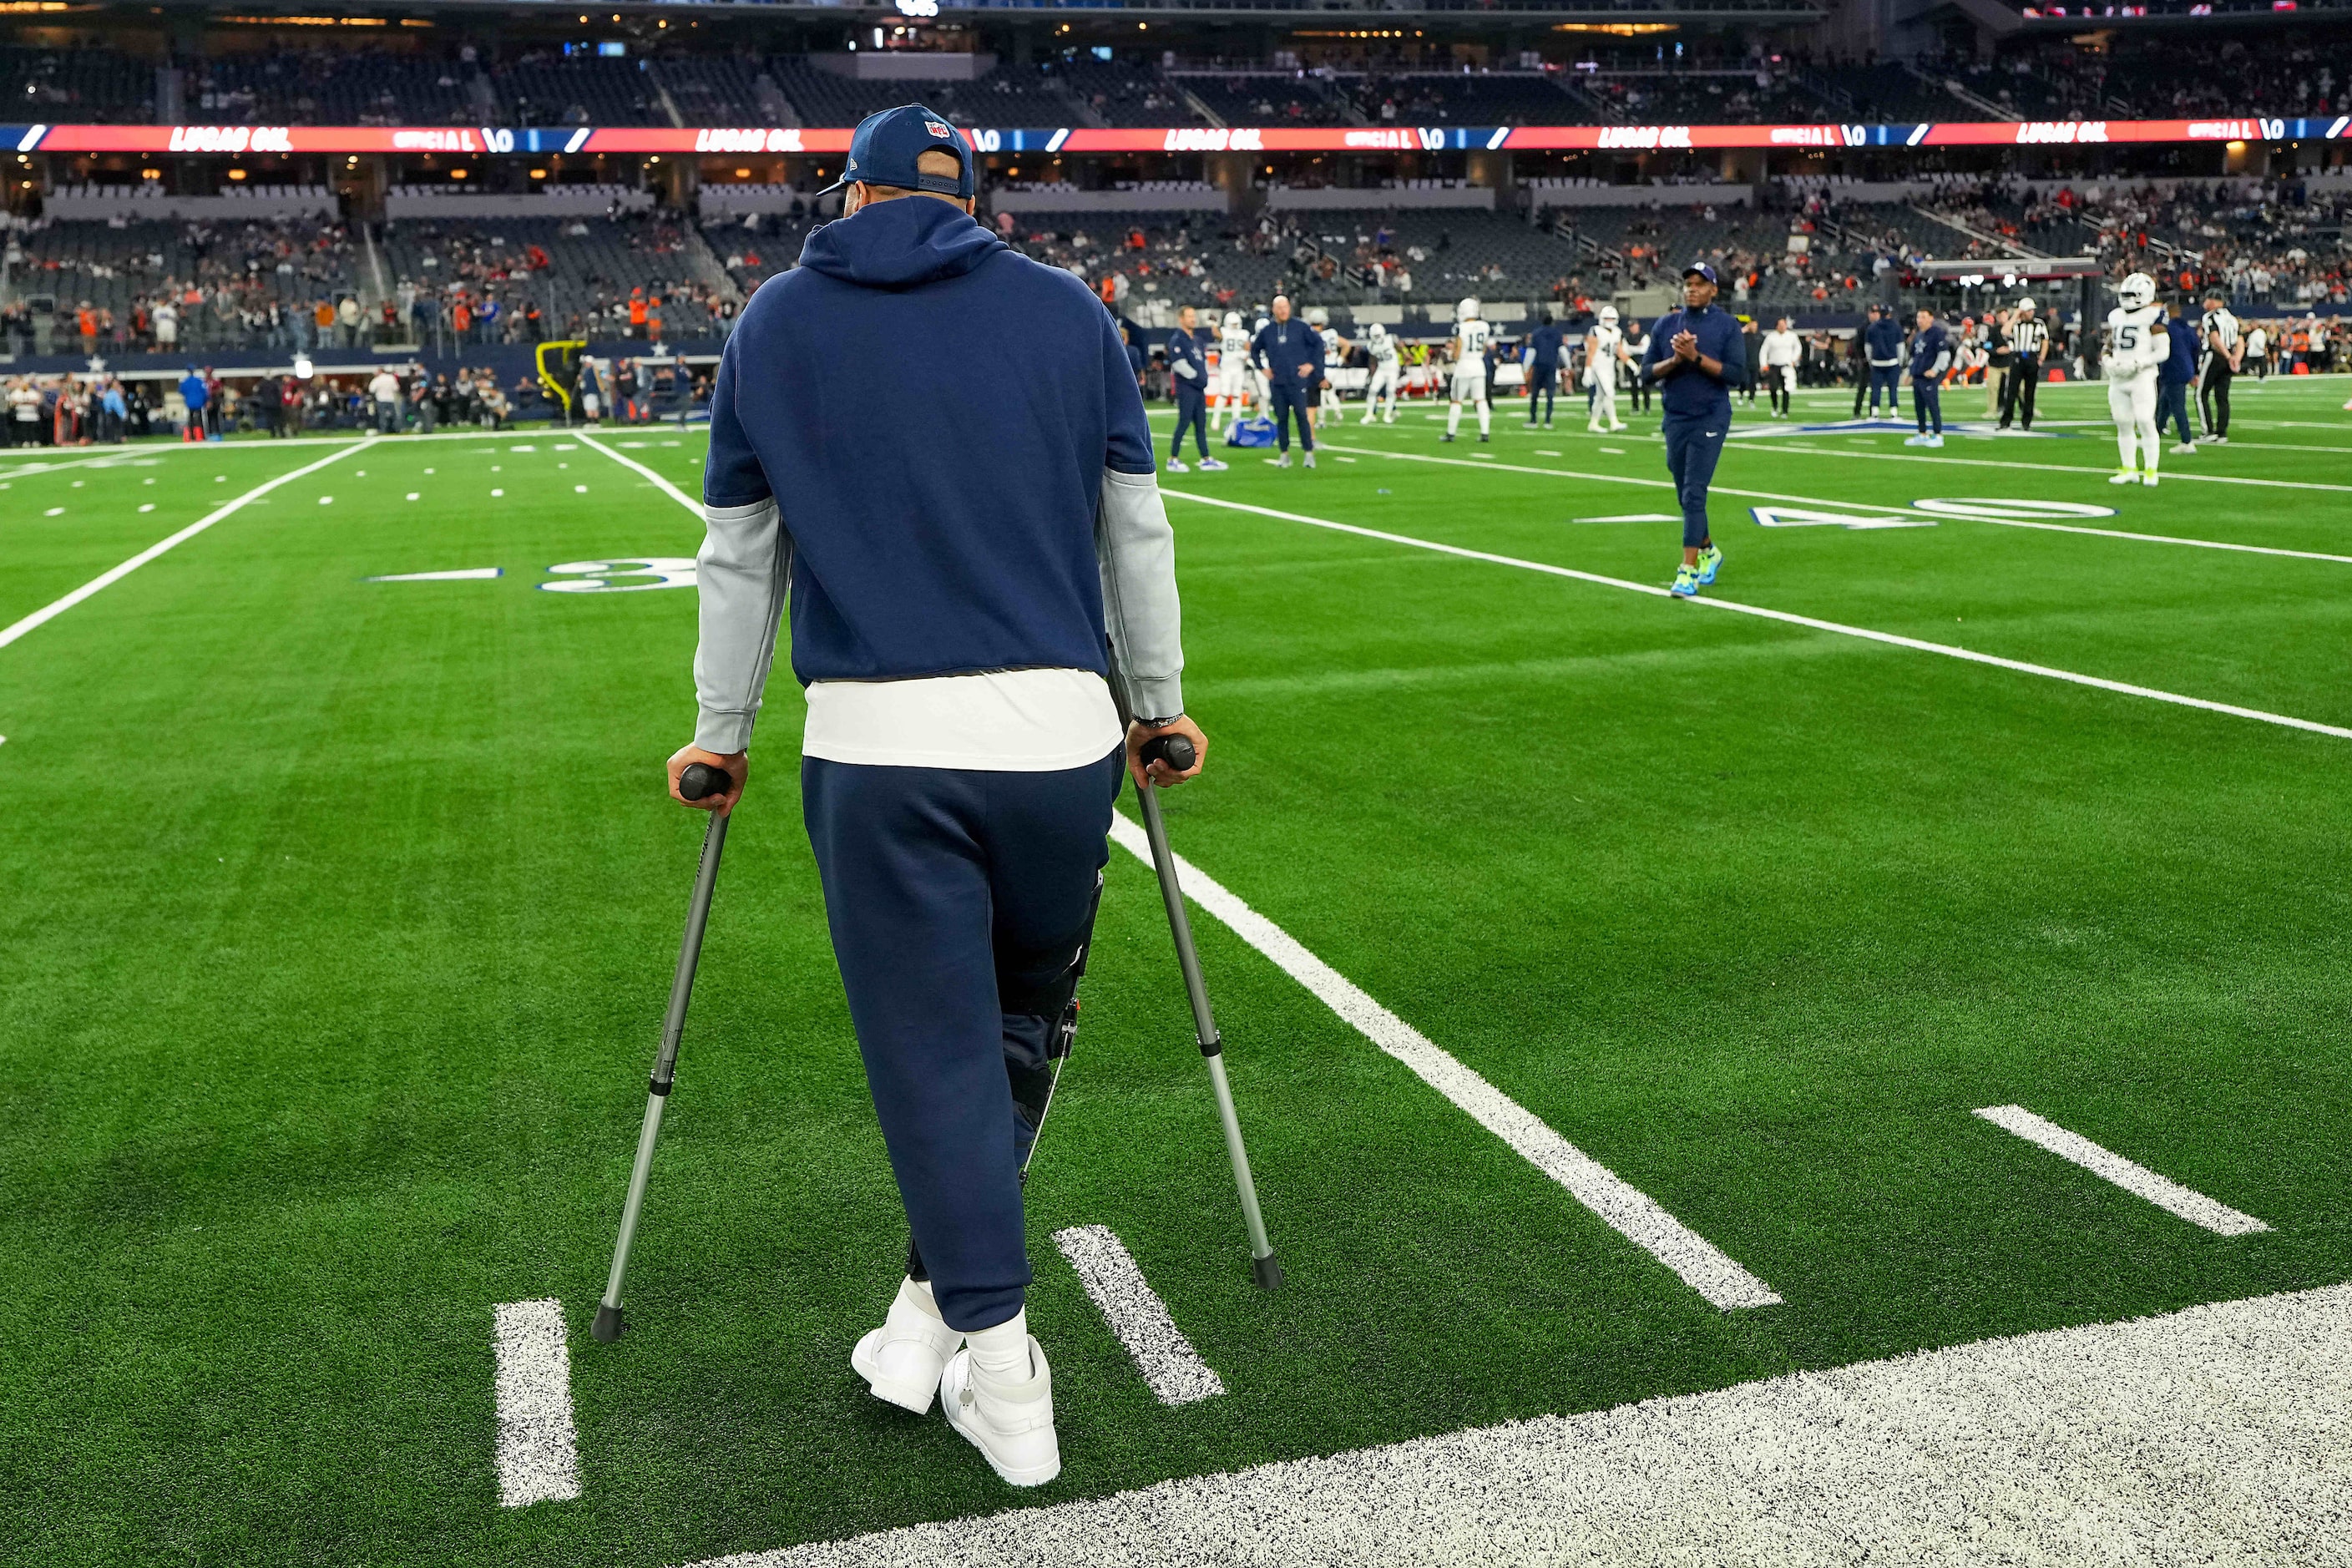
[1252,1253,1284,1292]
[591,1303,625,1343]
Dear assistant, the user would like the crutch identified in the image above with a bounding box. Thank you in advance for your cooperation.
[1110,644,1283,1291]
[591,761,733,1343]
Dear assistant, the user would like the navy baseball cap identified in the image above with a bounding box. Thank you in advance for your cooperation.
[818,104,974,200]
[1682,260,1719,284]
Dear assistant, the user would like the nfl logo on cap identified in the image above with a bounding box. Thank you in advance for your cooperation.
[925,119,951,139]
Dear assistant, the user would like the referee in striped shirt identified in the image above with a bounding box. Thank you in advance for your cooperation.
[1997,296,2047,432]
[2199,294,2242,443]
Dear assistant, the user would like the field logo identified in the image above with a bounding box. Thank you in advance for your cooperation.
[1752,498,2117,531]
[540,559,697,592]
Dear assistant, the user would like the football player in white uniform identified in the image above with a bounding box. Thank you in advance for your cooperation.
[1211,309,1255,432]
[2102,271,2170,486]
[1360,321,1401,424]
[1584,305,1632,432]
[1444,296,1493,443]
[1305,306,1347,422]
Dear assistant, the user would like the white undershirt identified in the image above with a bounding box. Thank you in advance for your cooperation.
[802,667,1123,771]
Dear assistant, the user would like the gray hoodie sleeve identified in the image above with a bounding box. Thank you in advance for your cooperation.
[1096,466,1184,721]
[692,497,793,755]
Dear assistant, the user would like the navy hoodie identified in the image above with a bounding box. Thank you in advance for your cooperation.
[704,197,1154,690]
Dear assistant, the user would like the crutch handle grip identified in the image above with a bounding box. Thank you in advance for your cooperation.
[1141,733,1196,774]
[678,761,731,802]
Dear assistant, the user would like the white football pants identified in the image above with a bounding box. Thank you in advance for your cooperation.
[2108,372,2160,476]
[1362,362,1399,422]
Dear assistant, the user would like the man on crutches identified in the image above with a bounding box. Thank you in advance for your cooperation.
[663,105,1211,1490]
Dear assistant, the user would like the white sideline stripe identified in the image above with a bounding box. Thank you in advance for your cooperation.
[1743,438,2352,494]
[1052,1226,1227,1406]
[579,431,706,515]
[1973,1105,2271,1237]
[691,1281,2352,1568]
[1319,442,2352,562]
[0,439,371,654]
[491,1297,583,1508]
[1161,488,2352,745]
[1105,814,1780,1312]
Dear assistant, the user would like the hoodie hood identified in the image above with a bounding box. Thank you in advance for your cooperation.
[798,197,1005,291]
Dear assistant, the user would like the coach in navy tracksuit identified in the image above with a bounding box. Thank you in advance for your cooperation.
[1252,294,1325,468]
[2159,303,2199,449]
[1904,309,1951,444]
[1164,304,1212,470]
[1864,306,1905,417]
[1525,310,1564,427]
[1641,261,1747,599]
[670,105,1201,1490]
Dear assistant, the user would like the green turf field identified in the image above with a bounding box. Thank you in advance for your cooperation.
[4,377,2350,1565]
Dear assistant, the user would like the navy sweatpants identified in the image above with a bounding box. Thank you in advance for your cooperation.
[1267,382,1314,452]
[1868,366,1900,412]
[1171,387,1208,459]
[1662,413,1727,549]
[1526,366,1555,423]
[1913,381,1942,435]
[802,747,1123,1333]
[2157,380,2193,446]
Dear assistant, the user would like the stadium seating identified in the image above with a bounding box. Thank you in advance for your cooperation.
[655,57,771,127]
[490,56,670,127]
[1581,69,1836,125]
[1055,58,1209,127]
[1170,71,1353,126]
[3,43,154,123]
[766,59,1075,128]
[190,53,478,126]
[1343,71,1581,126]
[381,214,725,337]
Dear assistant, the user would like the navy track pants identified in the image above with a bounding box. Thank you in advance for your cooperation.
[1662,413,1727,549]
[802,747,1123,1331]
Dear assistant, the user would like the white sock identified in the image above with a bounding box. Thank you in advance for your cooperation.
[967,1310,1031,1381]
[900,1275,942,1319]
[1446,402,1462,436]
[1477,402,1491,436]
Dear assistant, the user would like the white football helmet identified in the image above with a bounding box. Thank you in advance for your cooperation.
[1305,306,1329,328]
[1457,296,1481,321]
[1366,321,1388,342]
[2117,272,2156,310]
[2014,296,2036,315]
[1222,311,1242,331]
[1598,304,1619,325]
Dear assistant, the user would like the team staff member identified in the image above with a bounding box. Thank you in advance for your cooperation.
[1525,309,1564,429]
[1902,309,1950,448]
[668,104,1204,1491]
[1641,261,1746,600]
[2000,297,2046,431]
[1864,305,1905,418]
[2160,301,2201,454]
[1251,294,1323,469]
[1164,305,1225,473]
[2198,292,2241,443]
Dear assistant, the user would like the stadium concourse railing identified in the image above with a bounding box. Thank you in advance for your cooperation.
[5,112,2342,156]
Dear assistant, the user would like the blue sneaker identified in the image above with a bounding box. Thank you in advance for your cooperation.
[1696,544,1722,585]
[1671,565,1699,599]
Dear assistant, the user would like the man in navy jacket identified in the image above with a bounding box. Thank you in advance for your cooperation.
[2159,301,2200,453]
[1903,309,1951,448]
[1641,262,1748,599]
[1164,304,1225,473]
[668,105,1205,1490]
[1251,294,1325,468]
[1864,305,1905,417]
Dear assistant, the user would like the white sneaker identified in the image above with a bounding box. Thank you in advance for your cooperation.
[940,1338,1060,1487]
[2109,471,2140,485]
[1609,421,1627,432]
[1903,434,1930,447]
[1303,451,1316,469]
[852,1278,964,1415]
[1925,433,1944,448]
[1166,457,1190,473]
[1273,452,1291,468]
[2144,473,2159,488]
[1196,456,1228,471]
[2169,443,2194,454]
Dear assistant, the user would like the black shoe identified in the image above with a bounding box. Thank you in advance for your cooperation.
[1479,434,1490,443]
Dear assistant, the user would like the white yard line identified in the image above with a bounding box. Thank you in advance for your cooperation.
[696,1280,2352,1568]
[491,1297,583,1508]
[578,430,706,514]
[1106,814,1781,1312]
[1161,489,2352,745]
[1972,1105,2270,1237]
[1319,442,2352,561]
[1051,1226,1227,1406]
[1733,438,2352,494]
[0,438,372,654]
